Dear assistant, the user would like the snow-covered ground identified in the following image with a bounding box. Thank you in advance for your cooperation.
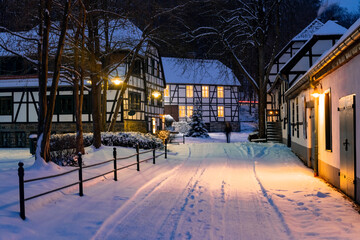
[1,136,360,239]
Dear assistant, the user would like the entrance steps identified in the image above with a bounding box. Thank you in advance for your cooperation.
[266,122,282,143]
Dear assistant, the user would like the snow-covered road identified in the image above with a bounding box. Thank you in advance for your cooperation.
[2,141,360,240]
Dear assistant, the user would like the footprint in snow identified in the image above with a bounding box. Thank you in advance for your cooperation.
[316,191,330,198]
[275,194,285,198]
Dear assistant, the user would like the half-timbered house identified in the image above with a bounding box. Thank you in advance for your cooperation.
[0,21,165,147]
[283,18,360,203]
[266,20,346,146]
[162,57,241,132]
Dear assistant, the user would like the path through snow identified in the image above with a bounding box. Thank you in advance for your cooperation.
[1,142,360,239]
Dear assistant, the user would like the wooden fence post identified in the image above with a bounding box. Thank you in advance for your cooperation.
[78,153,83,196]
[18,162,25,220]
[136,143,140,171]
[113,148,118,181]
[153,147,156,164]
[165,139,168,159]
[183,134,185,144]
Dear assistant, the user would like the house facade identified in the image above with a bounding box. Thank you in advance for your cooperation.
[162,57,242,132]
[269,18,360,203]
[0,22,165,147]
[267,20,346,148]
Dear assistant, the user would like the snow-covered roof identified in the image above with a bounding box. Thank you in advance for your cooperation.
[0,76,75,88]
[279,21,346,75]
[285,18,360,98]
[313,20,347,36]
[292,19,324,41]
[0,19,147,58]
[162,57,240,86]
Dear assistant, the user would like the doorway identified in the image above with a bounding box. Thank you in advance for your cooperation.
[339,94,356,200]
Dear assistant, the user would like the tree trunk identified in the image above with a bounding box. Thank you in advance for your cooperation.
[92,77,102,148]
[41,0,71,162]
[36,0,51,163]
[257,45,266,139]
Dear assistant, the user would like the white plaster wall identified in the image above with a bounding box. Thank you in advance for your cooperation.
[290,88,312,149]
[317,54,360,177]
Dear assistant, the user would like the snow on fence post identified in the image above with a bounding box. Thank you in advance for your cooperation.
[18,162,25,220]
[113,148,118,181]
[78,153,84,196]
[136,143,140,171]
[153,147,156,164]
[165,139,168,159]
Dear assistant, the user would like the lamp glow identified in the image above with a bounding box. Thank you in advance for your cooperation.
[311,88,321,98]
[152,91,161,98]
[111,76,123,85]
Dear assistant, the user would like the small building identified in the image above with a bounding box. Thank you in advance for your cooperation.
[285,18,360,203]
[267,20,346,146]
[0,21,165,147]
[162,57,242,132]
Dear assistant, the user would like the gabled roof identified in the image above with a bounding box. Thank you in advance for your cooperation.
[285,18,360,99]
[279,21,346,76]
[0,19,147,58]
[162,57,240,86]
[292,19,324,41]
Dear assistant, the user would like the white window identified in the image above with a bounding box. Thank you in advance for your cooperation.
[217,86,224,98]
[179,106,186,117]
[218,106,224,117]
[202,86,209,98]
[187,106,193,117]
[186,85,193,98]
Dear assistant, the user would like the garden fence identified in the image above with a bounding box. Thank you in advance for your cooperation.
[17,141,168,220]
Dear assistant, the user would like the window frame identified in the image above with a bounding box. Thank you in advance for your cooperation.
[0,96,13,115]
[324,90,332,151]
[186,85,193,98]
[187,106,193,117]
[129,91,142,111]
[218,106,224,117]
[202,86,209,98]
[217,86,224,98]
[179,105,186,118]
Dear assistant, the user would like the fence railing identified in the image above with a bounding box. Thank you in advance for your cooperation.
[169,132,186,145]
[17,141,168,220]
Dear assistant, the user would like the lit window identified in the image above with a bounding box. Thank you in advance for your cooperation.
[179,106,186,117]
[186,85,193,98]
[187,106,193,117]
[164,85,169,97]
[217,86,224,98]
[202,86,209,98]
[218,106,224,117]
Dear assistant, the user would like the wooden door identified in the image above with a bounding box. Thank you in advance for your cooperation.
[339,94,356,199]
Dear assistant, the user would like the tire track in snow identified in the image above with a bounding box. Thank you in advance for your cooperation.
[91,145,194,240]
[250,144,294,239]
[156,167,206,240]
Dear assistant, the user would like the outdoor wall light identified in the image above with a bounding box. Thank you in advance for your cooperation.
[311,83,322,98]
[111,75,123,85]
[152,91,161,98]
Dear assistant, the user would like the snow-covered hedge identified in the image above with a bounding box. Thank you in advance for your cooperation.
[49,132,163,166]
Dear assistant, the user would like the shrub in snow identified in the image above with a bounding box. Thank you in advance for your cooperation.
[164,115,175,130]
[172,121,190,134]
[187,103,209,138]
[49,132,163,166]
[157,130,170,143]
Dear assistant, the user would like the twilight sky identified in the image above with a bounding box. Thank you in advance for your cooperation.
[325,0,360,13]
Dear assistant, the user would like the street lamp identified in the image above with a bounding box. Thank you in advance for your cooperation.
[111,75,123,86]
